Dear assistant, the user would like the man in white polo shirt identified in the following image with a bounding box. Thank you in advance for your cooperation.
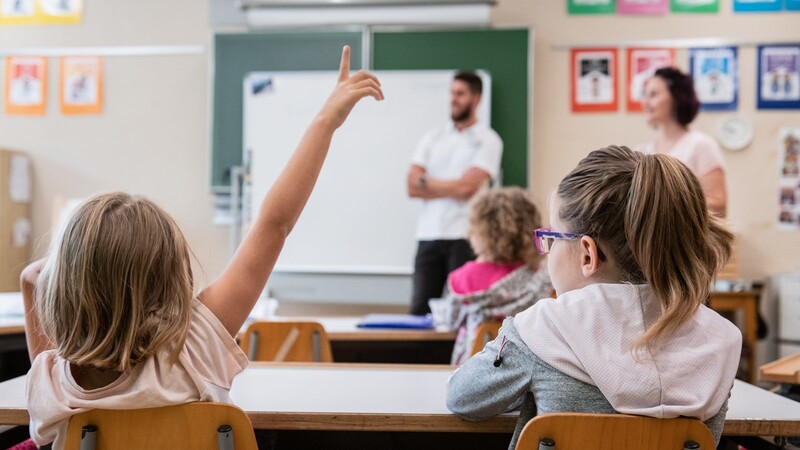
[406,71,503,315]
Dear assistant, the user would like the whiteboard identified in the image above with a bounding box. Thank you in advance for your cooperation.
[244,71,491,275]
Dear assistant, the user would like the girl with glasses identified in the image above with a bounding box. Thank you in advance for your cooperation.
[429,187,552,365]
[446,145,740,448]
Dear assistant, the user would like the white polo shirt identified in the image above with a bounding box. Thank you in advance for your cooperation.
[411,122,503,240]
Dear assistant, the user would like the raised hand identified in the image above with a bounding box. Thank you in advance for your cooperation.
[317,45,384,130]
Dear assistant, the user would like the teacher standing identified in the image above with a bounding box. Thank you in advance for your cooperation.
[641,67,728,218]
[406,72,503,315]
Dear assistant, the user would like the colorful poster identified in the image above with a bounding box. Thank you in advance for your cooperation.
[0,0,81,25]
[618,0,668,14]
[60,56,103,115]
[626,48,675,112]
[568,0,616,14]
[571,48,618,113]
[733,0,782,12]
[690,47,738,111]
[671,0,719,12]
[4,56,47,115]
[758,45,800,109]
[787,0,800,10]
[778,128,800,230]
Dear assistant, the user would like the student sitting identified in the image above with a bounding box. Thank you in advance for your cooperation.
[446,145,741,448]
[431,187,552,365]
[21,46,382,449]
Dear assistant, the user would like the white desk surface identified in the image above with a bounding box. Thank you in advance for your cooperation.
[2,363,800,435]
[0,292,456,342]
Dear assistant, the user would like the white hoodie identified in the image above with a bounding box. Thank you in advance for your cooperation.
[513,283,741,421]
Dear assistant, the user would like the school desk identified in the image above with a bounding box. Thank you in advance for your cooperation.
[709,290,760,383]
[1,363,799,439]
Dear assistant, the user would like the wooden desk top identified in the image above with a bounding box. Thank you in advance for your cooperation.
[0,292,456,342]
[760,353,800,384]
[2,363,800,436]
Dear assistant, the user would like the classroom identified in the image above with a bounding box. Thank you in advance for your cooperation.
[0,0,799,449]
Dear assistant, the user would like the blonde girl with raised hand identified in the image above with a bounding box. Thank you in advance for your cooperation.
[429,187,552,365]
[446,145,741,449]
[20,46,382,449]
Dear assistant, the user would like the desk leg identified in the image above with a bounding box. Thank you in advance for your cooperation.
[744,300,757,385]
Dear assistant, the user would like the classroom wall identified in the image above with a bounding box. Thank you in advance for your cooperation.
[0,0,231,288]
[1,0,798,296]
[490,1,800,281]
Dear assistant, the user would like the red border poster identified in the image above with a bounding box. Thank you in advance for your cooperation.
[4,56,47,115]
[626,48,675,112]
[571,48,618,113]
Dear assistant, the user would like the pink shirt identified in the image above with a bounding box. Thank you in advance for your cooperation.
[641,130,725,178]
[26,300,248,449]
[448,260,525,295]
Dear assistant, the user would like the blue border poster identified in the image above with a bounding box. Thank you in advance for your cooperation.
[690,47,738,111]
[734,0,782,11]
[758,44,800,109]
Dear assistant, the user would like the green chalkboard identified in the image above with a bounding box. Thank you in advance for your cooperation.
[373,29,529,187]
[211,28,529,190]
[212,32,363,189]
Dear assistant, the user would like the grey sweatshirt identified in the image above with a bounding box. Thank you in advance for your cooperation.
[446,318,728,450]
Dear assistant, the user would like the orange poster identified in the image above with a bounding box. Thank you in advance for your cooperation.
[4,56,47,115]
[60,56,102,115]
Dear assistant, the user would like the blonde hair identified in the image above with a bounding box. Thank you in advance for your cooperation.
[557,146,732,350]
[37,192,194,372]
[468,187,542,268]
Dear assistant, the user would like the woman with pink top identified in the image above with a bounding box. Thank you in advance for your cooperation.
[430,187,552,365]
[641,67,728,218]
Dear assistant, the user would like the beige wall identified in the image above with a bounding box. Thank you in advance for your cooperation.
[0,0,231,287]
[0,0,798,292]
[492,1,800,280]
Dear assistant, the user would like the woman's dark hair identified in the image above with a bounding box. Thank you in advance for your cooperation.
[653,67,700,127]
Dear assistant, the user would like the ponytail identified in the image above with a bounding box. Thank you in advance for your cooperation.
[558,146,733,352]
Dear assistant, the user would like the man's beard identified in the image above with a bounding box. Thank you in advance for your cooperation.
[451,103,472,122]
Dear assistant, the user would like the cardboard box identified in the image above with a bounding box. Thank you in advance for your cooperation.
[0,149,31,292]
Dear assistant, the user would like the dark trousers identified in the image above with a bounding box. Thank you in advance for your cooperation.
[409,239,475,315]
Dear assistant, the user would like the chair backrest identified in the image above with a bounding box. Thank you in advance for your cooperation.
[515,413,715,450]
[64,402,257,450]
[470,321,503,356]
[240,320,333,362]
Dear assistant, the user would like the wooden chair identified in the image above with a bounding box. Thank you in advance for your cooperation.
[64,402,257,450]
[240,320,333,362]
[470,321,503,356]
[515,413,715,450]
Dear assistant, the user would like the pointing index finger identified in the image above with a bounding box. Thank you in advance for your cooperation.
[338,45,350,83]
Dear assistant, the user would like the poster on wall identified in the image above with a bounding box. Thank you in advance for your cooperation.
[757,45,800,109]
[60,56,103,115]
[0,0,81,25]
[733,0,782,12]
[786,0,800,10]
[626,48,675,112]
[4,56,47,115]
[618,0,668,14]
[778,128,800,230]
[568,0,616,14]
[571,48,618,113]
[690,47,738,111]
[671,0,719,12]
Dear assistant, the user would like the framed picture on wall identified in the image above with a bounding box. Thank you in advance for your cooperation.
[758,44,800,110]
[571,48,618,113]
[618,0,668,14]
[567,0,615,14]
[671,0,719,13]
[690,47,738,111]
[733,0,782,12]
[60,56,103,115]
[4,56,47,115]
[626,48,675,112]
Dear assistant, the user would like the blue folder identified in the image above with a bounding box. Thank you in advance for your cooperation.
[357,314,434,329]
